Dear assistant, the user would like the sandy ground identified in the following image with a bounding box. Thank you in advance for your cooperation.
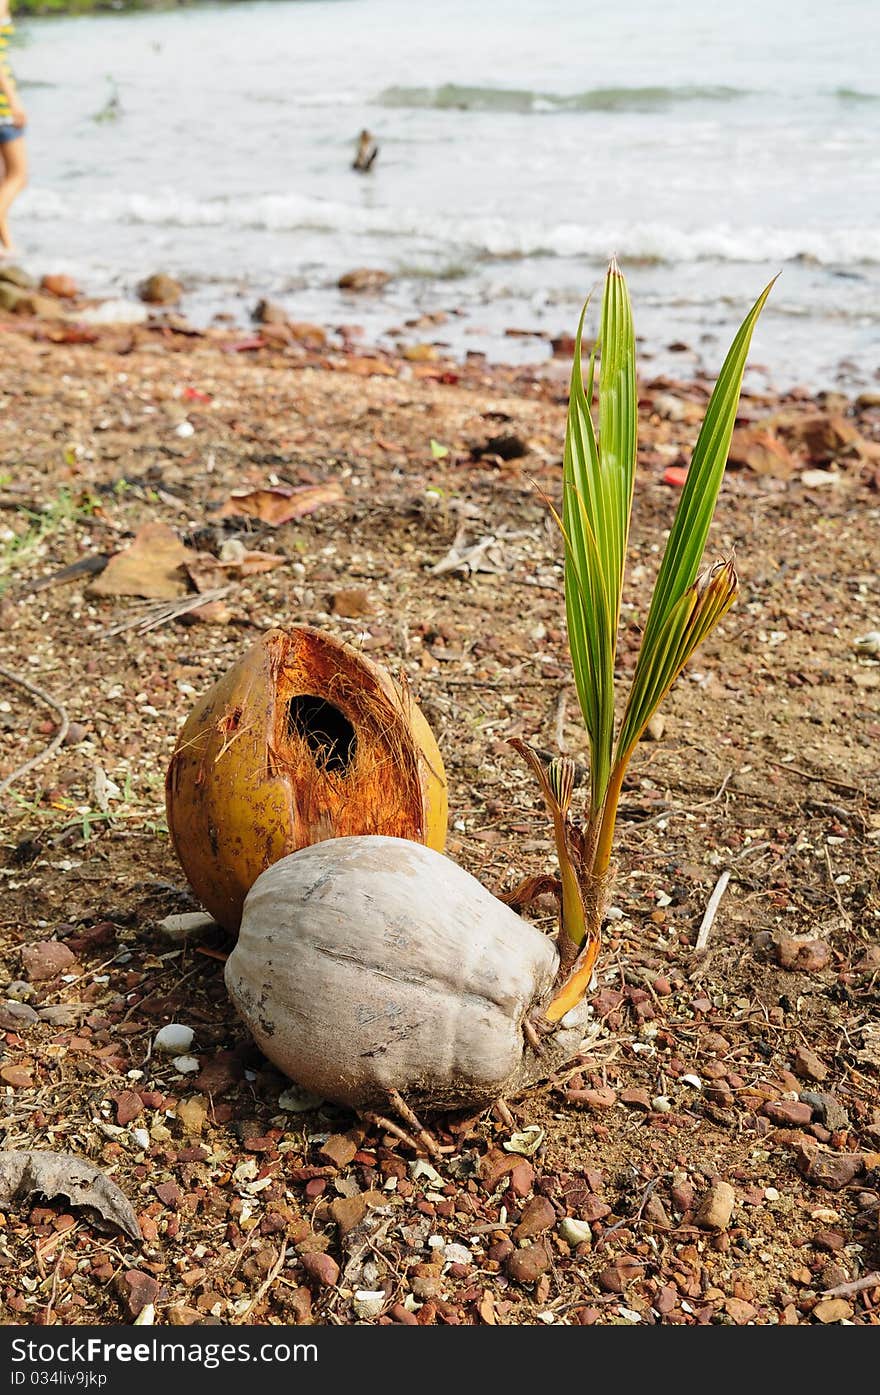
[0,305,878,1327]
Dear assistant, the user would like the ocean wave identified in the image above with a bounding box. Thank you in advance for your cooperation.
[834,86,880,102]
[376,82,748,114]
[23,189,880,268]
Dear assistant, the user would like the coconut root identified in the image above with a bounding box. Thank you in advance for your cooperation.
[362,1088,450,1163]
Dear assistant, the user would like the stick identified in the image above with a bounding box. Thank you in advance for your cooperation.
[234,1241,288,1324]
[98,585,233,637]
[694,869,731,952]
[0,664,70,796]
[820,1271,880,1299]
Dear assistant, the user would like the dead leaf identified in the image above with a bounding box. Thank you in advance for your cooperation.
[184,538,286,592]
[219,481,345,527]
[87,522,195,600]
[0,1150,142,1241]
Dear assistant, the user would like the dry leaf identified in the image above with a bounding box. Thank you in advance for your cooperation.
[0,1150,142,1241]
[88,522,195,600]
[184,539,286,592]
[219,481,344,526]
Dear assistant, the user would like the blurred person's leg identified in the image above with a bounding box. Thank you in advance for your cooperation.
[0,129,27,252]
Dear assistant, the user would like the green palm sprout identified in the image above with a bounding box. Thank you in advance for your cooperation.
[520,260,773,1022]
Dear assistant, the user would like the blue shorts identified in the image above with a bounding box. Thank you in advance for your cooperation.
[0,123,24,145]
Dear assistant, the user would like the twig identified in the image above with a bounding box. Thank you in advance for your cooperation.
[694,869,731,952]
[98,585,233,637]
[234,1241,288,1323]
[823,844,852,931]
[820,1271,880,1299]
[0,664,70,796]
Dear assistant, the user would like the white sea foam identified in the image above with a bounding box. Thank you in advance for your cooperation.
[23,188,880,268]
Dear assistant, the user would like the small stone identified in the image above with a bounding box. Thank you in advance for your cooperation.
[505,1244,550,1286]
[409,1262,443,1300]
[38,1004,84,1025]
[799,1091,849,1132]
[513,1195,556,1240]
[176,1096,208,1134]
[156,912,216,942]
[479,1148,516,1192]
[558,1217,592,1246]
[775,935,831,973]
[695,1179,736,1231]
[300,1251,339,1288]
[644,713,665,741]
[792,1046,828,1082]
[318,1133,359,1169]
[114,1090,144,1126]
[338,268,391,293]
[253,298,287,324]
[0,1000,39,1026]
[812,1229,846,1252]
[812,1298,853,1324]
[166,1305,203,1326]
[597,1257,644,1293]
[172,1056,200,1074]
[619,1087,652,1111]
[0,1064,34,1089]
[328,1194,367,1237]
[795,1144,863,1191]
[117,1269,160,1319]
[40,273,79,299]
[352,1289,386,1319]
[155,1181,183,1209]
[138,272,183,305]
[763,1099,814,1127]
[725,1297,758,1324]
[565,1086,617,1110]
[154,1024,194,1054]
[642,1195,671,1228]
[21,941,77,982]
[131,1128,151,1151]
[508,1160,535,1197]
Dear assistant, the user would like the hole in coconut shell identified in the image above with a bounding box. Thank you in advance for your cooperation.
[286,695,357,775]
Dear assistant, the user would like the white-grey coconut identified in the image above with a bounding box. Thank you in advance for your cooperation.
[224,835,589,1113]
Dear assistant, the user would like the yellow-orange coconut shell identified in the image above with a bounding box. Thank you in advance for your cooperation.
[165,626,447,932]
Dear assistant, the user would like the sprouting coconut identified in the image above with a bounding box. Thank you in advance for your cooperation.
[165,625,447,933]
[223,262,772,1146]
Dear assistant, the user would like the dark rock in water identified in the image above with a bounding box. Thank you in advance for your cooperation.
[338,268,391,293]
[253,298,288,325]
[138,273,183,306]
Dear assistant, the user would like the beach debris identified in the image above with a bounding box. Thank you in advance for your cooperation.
[138,272,183,306]
[40,273,79,300]
[429,526,523,576]
[338,268,391,293]
[252,298,288,324]
[728,425,796,477]
[166,625,447,931]
[352,129,379,172]
[0,1150,141,1242]
[219,481,344,526]
[157,911,217,942]
[853,630,880,656]
[88,521,195,600]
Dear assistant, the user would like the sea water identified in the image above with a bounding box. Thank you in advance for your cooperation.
[8,0,880,388]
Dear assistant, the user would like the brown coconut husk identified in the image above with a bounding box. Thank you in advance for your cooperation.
[165,626,447,932]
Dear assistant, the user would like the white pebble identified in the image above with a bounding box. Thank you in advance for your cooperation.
[443,1243,473,1266]
[558,1218,592,1246]
[174,420,195,438]
[651,1095,672,1112]
[353,1290,386,1320]
[154,1024,194,1054]
[680,1073,703,1089]
[764,1187,780,1201]
[172,1055,200,1074]
[131,1128,151,1150]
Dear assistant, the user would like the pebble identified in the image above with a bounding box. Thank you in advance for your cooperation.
[0,1000,39,1024]
[792,1046,828,1082]
[775,935,832,973]
[513,1195,556,1240]
[153,1024,194,1054]
[566,1086,617,1110]
[319,1133,359,1169]
[352,1289,386,1319]
[176,1096,208,1134]
[172,1056,200,1074]
[114,1090,143,1126]
[156,912,217,942]
[763,1099,813,1127]
[812,1298,853,1324]
[131,1128,151,1151]
[0,1064,34,1089]
[300,1251,339,1288]
[505,1244,550,1286]
[5,982,35,1003]
[328,1194,368,1237]
[117,1269,161,1319]
[558,1218,592,1246]
[21,941,78,982]
[695,1179,736,1231]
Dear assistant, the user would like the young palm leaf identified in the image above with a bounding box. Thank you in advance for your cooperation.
[524,263,773,1023]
